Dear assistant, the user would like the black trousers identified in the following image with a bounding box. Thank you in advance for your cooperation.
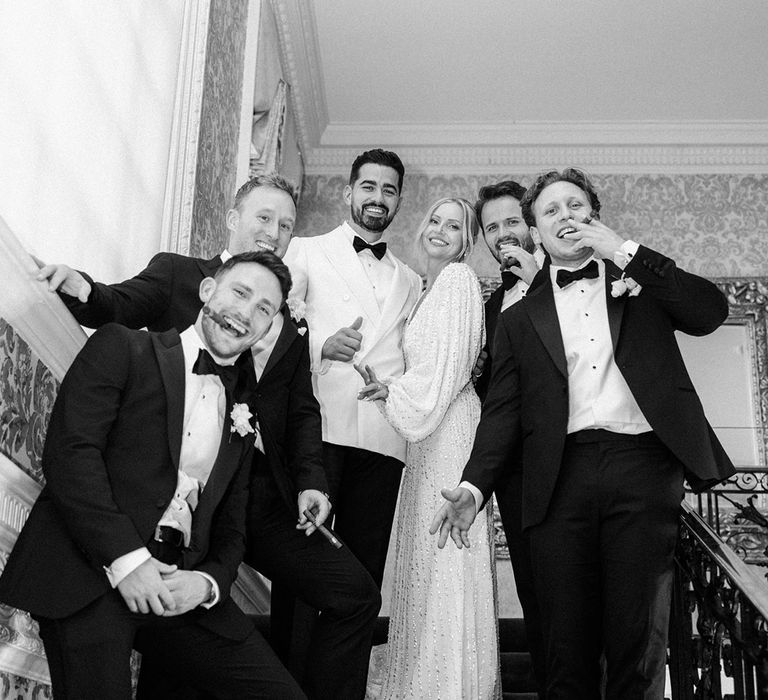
[528,430,683,700]
[36,590,305,700]
[271,443,403,698]
[246,469,381,700]
[495,467,547,698]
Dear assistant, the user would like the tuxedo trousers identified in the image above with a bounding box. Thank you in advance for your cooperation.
[36,588,305,700]
[495,466,547,698]
[527,430,683,700]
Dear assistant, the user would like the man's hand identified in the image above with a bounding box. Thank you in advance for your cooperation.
[160,571,212,616]
[562,216,625,261]
[297,489,331,534]
[429,487,478,550]
[354,363,388,401]
[117,558,177,615]
[32,256,92,302]
[471,349,488,384]
[321,317,363,362]
[500,246,539,286]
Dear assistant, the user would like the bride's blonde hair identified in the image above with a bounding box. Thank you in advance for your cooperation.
[412,197,479,276]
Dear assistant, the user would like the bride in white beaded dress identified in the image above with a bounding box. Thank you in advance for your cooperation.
[356,197,500,700]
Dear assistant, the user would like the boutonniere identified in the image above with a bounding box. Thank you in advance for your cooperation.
[297,326,307,336]
[230,403,255,437]
[611,274,642,298]
[286,297,306,323]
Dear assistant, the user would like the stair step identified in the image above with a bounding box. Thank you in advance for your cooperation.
[498,616,529,652]
[500,651,537,692]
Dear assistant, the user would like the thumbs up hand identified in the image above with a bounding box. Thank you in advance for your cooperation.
[321,316,364,362]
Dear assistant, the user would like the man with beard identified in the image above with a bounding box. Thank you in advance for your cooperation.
[34,173,380,699]
[284,149,421,591]
[473,179,546,697]
[0,252,308,699]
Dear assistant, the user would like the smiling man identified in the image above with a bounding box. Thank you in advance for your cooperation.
[433,168,735,699]
[284,149,422,592]
[0,252,311,699]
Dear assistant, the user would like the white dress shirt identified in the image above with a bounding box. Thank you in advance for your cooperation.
[105,326,238,606]
[343,222,395,312]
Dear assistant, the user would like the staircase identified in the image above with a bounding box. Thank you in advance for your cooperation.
[252,614,540,698]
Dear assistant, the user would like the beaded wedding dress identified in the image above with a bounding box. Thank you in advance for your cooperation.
[368,263,501,700]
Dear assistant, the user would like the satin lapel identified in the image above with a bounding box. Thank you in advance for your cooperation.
[603,260,626,353]
[195,406,243,517]
[362,257,416,351]
[524,271,568,378]
[151,330,186,471]
[485,286,504,347]
[319,228,381,324]
[262,308,297,379]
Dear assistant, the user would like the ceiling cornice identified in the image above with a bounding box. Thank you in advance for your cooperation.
[272,0,768,175]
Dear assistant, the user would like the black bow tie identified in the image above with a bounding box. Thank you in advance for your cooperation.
[193,348,243,397]
[555,260,599,288]
[501,271,519,291]
[353,236,387,260]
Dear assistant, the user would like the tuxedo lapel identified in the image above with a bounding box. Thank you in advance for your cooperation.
[319,228,381,324]
[151,330,186,471]
[524,270,567,378]
[363,257,415,352]
[261,308,297,380]
[485,285,505,347]
[603,260,627,353]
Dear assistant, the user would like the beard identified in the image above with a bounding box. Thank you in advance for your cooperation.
[350,203,394,233]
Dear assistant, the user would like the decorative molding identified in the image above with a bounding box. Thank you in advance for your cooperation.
[269,0,329,156]
[160,0,212,256]
[303,144,768,176]
[320,120,768,147]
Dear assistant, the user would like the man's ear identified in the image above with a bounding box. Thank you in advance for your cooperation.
[199,277,217,304]
[225,207,239,232]
[530,226,541,246]
[342,184,353,207]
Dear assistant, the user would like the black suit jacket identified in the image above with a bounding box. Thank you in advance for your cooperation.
[0,325,253,637]
[61,251,327,511]
[475,285,505,402]
[463,246,736,530]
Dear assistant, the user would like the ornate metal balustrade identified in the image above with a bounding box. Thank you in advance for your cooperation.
[669,502,768,700]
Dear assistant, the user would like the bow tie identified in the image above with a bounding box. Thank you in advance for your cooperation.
[353,236,387,260]
[555,260,599,288]
[501,271,519,291]
[193,348,243,397]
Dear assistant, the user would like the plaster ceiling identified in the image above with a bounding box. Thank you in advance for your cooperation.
[273,0,768,173]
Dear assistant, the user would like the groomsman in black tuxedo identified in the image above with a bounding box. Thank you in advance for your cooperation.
[35,173,379,699]
[473,179,545,697]
[0,252,307,698]
[433,168,735,699]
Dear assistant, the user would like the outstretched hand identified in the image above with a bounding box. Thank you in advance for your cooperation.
[32,256,92,302]
[355,363,389,401]
[429,487,477,549]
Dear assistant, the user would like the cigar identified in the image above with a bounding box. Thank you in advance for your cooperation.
[202,304,229,329]
[303,509,343,549]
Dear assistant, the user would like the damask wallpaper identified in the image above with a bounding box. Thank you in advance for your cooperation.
[296,173,768,279]
[190,0,249,259]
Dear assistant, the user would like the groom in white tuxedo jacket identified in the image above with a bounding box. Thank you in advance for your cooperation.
[284,149,421,588]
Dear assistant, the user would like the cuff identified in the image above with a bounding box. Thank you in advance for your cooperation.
[458,481,484,516]
[613,240,639,269]
[195,571,220,608]
[105,547,152,588]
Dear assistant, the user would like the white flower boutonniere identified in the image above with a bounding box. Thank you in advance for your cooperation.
[230,403,255,437]
[286,297,306,323]
[611,274,642,298]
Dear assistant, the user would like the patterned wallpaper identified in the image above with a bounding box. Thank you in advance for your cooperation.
[296,173,768,279]
[190,0,249,259]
